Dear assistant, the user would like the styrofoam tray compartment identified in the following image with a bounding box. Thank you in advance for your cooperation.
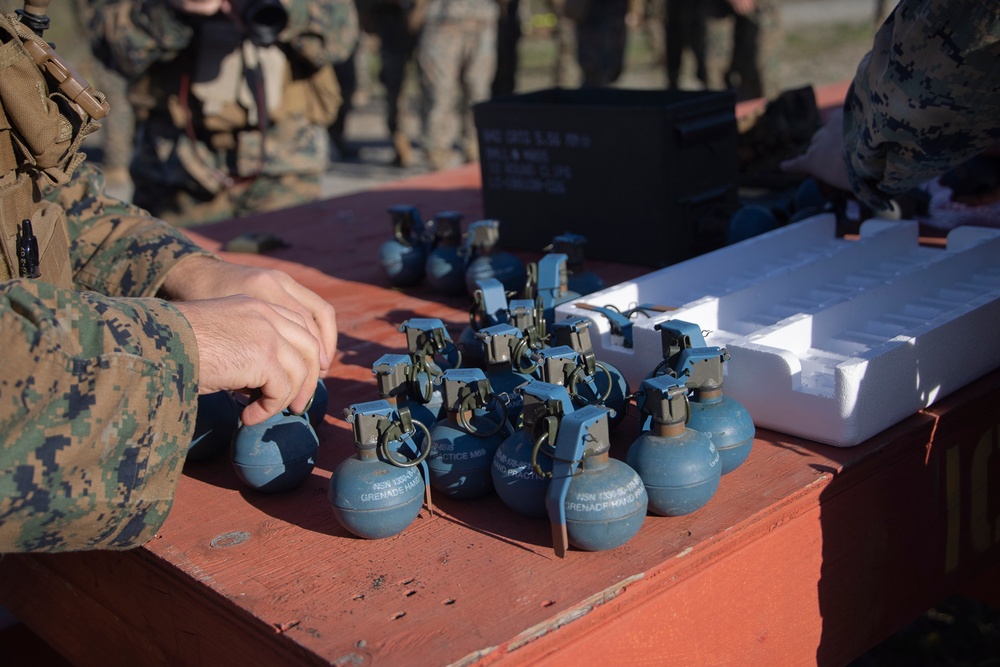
[556,215,1000,446]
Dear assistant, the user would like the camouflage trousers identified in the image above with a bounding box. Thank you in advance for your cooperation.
[704,0,781,101]
[417,17,497,165]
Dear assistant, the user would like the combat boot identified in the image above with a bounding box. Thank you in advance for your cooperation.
[392,131,413,168]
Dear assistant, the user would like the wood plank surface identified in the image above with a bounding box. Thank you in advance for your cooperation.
[3,163,1000,666]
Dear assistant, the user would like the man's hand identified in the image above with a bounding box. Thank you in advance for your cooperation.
[168,0,231,16]
[175,295,321,425]
[780,108,853,193]
[161,256,337,424]
[161,256,337,374]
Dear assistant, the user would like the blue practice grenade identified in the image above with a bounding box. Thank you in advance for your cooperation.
[424,211,468,295]
[379,204,427,287]
[463,219,527,296]
[628,374,720,516]
[329,400,432,539]
[653,320,754,474]
[550,232,605,296]
[550,318,630,431]
[399,318,462,420]
[525,253,581,328]
[475,323,536,428]
[188,391,241,463]
[507,297,549,358]
[427,368,508,499]
[372,353,439,446]
[545,405,647,557]
[459,278,510,369]
[231,410,319,493]
[492,381,575,518]
[533,344,626,433]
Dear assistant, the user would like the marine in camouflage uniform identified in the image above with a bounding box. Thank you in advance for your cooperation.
[0,11,211,552]
[843,0,1000,211]
[704,0,780,101]
[88,0,359,227]
[357,0,423,167]
[416,0,498,169]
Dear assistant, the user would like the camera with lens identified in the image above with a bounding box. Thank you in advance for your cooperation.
[237,0,288,47]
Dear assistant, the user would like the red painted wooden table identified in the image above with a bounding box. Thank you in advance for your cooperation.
[2,163,1000,667]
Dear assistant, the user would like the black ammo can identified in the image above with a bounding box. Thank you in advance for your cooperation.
[473,88,739,268]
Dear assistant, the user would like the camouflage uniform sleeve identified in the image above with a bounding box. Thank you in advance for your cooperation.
[88,0,195,79]
[43,162,215,298]
[0,280,199,553]
[843,0,1000,210]
[283,0,360,66]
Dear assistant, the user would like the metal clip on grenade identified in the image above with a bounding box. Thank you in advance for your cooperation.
[424,211,467,295]
[399,317,462,420]
[654,320,754,474]
[475,323,536,428]
[492,381,575,518]
[525,253,580,328]
[550,318,630,431]
[458,277,509,369]
[379,205,427,287]
[544,405,647,557]
[549,233,604,296]
[373,353,438,445]
[426,369,508,499]
[627,374,720,516]
[462,219,527,297]
[329,401,432,539]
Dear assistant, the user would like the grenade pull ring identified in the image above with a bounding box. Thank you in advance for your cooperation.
[378,407,432,468]
[566,362,614,405]
[511,336,538,375]
[455,383,508,437]
[406,353,439,404]
[530,414,562,479]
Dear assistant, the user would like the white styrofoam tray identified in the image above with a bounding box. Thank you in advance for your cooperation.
[555,214,1000,446]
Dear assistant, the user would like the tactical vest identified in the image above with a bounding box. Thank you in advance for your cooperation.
[0,12,107,289]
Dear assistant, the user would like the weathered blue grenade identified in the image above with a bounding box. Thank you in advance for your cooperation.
[492,381,575,518]
[400,317,461,420]
[424,211,468,295]
[188,391,241,463]
[426,368,508,499]
[550,232,605,296]
[544,405,647,556]
[654,320,754,474]
[459,278,510,369]
[372,353,439,446]
[526,253,581,328]
[379,204,427,287]
[329,400,432,539]
[550,317,630,431]
[628,374,720,516]
[231,410,319,493]
[463,219,527,296]
[475,323,536,428]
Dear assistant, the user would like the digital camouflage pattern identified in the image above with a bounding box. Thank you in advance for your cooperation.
[417,4,497,168]
[0,11,211,553]
[88,0,359,226]
[844,0,1000,211]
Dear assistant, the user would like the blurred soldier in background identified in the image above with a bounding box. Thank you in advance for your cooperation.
[89,0,359,227]
[416,0,498,169]
[357,0,424,167]
[665,0,709,90]
[705,0,780,101]
[492,0,523,97]
[568,0,629,86]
